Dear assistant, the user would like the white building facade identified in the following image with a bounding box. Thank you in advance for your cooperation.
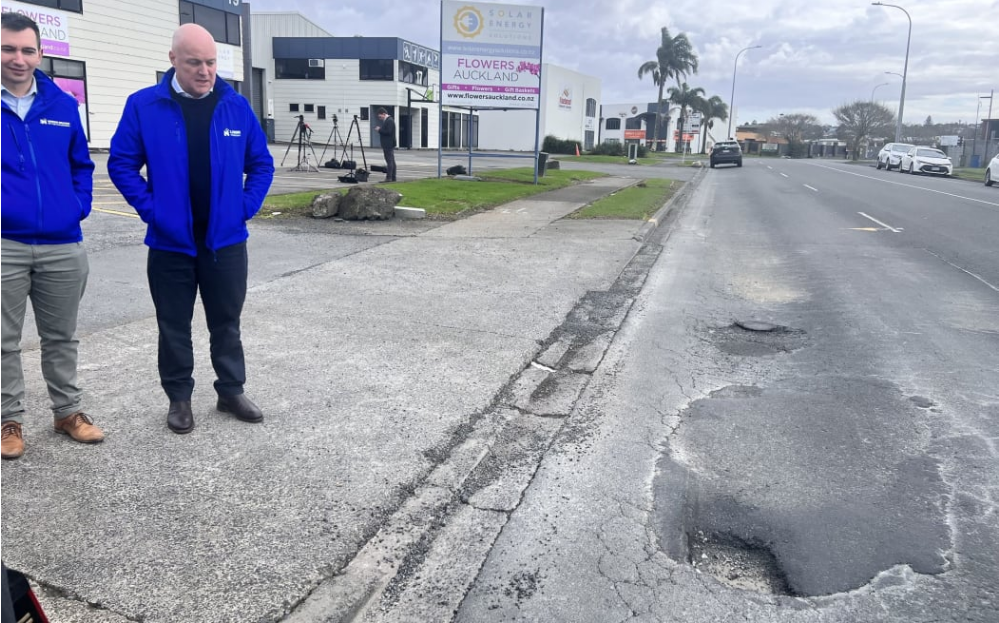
[476,63,600,152]
[601,101,709,152]
[253,12,484,152]
[1,0,247,149]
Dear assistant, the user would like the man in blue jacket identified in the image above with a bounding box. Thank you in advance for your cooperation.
[1,13,104,460]
[108,24,274,434]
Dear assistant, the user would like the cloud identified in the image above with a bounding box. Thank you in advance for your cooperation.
[250,0,996,125]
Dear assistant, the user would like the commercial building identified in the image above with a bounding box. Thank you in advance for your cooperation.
[600,102,706,152]
[1,0,248,149]
[252,11,482,153]
[476,64,600,152]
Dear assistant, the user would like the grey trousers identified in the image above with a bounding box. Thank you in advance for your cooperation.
[1,239,89,423]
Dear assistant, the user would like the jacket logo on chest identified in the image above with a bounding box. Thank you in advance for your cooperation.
[40,118,72,128]
[223,128,242,137]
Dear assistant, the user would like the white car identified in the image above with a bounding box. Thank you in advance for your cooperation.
[899,146,953,176]
[876,142,914,170]
[986,153,999,187]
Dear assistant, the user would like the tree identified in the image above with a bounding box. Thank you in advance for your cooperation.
[667,83,706,153]
[638,27,699,151]
[695,95,729,153]
[925,115,933,126]
[833,101,896,161]
[762,113,821,157]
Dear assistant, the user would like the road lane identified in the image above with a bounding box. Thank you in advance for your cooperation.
[459,162,999,621]
[751,159,999,290]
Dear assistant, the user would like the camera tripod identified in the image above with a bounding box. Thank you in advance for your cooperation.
[280,115,320,172]
[319,114,346,165]
[336,115,368,173]
[334,115,371,183]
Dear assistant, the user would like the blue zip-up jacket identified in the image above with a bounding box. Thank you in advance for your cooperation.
[1,70,94,245]
[107,69,274,256]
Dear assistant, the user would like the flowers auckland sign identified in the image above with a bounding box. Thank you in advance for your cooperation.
[440,1,544,109]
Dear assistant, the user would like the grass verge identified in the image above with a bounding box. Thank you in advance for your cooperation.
[570,178,682,220]
[950,167,987,182]
[260,168,605,219]
[553,155,658,166]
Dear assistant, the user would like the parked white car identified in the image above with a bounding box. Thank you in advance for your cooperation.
[876,143,914,170]
[986,153,999,187]
[899,146,953,176]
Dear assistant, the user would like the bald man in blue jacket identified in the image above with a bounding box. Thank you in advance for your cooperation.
[109,24,274,435]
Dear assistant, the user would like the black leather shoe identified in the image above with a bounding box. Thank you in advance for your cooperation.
[217,394,263,423]
[167,401,194,434]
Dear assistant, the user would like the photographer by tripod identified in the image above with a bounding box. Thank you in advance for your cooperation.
[375,107,396,182]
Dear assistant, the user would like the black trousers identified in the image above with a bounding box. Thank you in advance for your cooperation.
[147,240,247,401]
[382,144,397,181]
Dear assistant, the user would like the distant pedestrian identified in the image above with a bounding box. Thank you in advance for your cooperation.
[375,107,397,182]
[2,12,103,460]
[108,24,274,435]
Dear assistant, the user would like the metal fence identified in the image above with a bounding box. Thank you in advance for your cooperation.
[944,138,999,168]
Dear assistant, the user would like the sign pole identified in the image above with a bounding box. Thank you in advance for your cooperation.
[437,1,444,177]
[533,8,545,184]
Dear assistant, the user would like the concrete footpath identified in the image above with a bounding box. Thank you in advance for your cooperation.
[0,172,701,622]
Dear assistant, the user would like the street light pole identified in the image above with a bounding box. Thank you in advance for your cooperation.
[871,82,890,103]
[872,2,912,142]
[728,44,761,139]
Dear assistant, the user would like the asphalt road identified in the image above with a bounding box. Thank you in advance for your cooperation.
[7,153,995,622]
[457,159,999,621]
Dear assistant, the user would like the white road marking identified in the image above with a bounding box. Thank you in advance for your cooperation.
[93,207,140,218]
[780,172,789,178]
[767,165,773,170]
[804,184,818,192]
[857,211,901,232]
[807,162,999,209]
[923,249,999,293]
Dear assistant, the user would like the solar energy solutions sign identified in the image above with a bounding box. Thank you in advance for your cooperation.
[440,1,543,109]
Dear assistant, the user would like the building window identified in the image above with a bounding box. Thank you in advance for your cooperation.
[303,104,314,113]
[289,103,299,112]
[360,59,394,81]
[17,0,82,12]
[605,118,621,130]
[625,117,642,130]
[42,56,85,78]
[275,58,325,80]
[585,98,597,117]
[179,1,240,46]
[317,106,326,120]
[398,61,429,86]
[360,107,369,121]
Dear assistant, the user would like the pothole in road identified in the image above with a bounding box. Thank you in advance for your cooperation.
[709,321,808,356]
[653,377,951,597]
[687,529,794,595]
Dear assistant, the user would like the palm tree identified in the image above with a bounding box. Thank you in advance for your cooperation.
[638,27,699,151]
[667,83,706,153]
[696,96,729,153]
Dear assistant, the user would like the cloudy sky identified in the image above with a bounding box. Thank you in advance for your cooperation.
[249,0,997,127]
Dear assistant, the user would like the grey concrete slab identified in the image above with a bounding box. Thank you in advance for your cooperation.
[1,176,657,622]
[424,178,637,239]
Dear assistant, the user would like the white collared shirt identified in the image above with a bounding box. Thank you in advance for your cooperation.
[171,74,213,100]
[1,77,38,120]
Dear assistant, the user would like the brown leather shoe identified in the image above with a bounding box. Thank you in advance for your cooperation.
[53,412,105,443]
[1,421,24,460]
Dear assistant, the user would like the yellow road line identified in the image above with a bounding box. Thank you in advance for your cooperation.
[93,207,140,218]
